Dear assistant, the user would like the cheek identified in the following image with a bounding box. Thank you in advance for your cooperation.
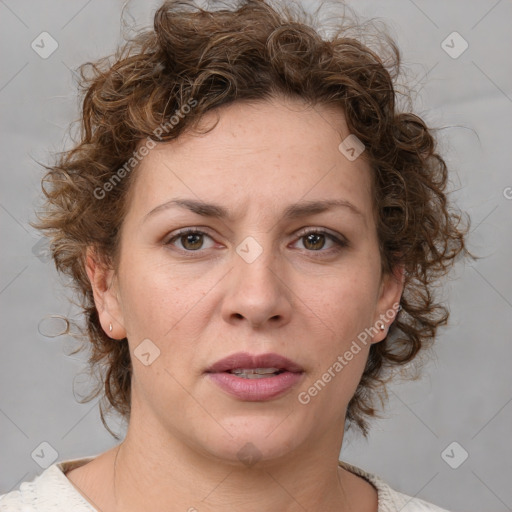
[118,253,217,344]
[295,264,380,397]
[305,266,380,336]
[299,279,375,412]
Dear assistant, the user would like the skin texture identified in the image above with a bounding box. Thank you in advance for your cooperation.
[69,96,403,511]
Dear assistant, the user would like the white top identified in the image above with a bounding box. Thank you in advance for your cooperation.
[0,456,452,511]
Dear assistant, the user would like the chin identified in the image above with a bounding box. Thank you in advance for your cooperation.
[195,411,312,467]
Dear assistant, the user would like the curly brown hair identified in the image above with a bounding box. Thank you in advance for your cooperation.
[33,0,471,438]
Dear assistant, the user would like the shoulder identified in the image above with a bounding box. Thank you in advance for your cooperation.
[2,456,453,512]
[339,460,453,512]
[0,457,97,511]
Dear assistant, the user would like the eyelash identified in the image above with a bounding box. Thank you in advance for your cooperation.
[164,227,349,256]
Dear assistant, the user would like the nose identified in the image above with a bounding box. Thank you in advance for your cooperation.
[221,248,293,330]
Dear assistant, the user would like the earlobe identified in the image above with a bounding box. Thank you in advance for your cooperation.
[372,264,405,343]
[85,247,126,340]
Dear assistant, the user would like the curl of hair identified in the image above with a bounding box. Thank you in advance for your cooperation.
[33,0,471,438]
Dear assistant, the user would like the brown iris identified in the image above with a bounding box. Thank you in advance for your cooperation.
[181,233,204,250]
[302,232,326,250]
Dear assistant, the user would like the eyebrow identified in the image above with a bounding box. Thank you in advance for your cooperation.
[144,198,364,223]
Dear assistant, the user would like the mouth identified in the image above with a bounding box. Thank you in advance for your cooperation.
[205,352,304,401]
[228,367,285,379]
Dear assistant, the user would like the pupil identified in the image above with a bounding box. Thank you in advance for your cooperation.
[305,233,324,250]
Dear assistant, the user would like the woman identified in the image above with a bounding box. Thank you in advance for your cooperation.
[0,0,469,510]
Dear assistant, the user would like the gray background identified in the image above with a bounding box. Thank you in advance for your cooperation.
[1,1,511,510]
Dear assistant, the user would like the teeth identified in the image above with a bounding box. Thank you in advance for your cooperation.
[230,368,281,379]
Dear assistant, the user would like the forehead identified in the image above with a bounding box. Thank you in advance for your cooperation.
[127,97,374,225]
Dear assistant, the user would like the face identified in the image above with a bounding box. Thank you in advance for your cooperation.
[88,96,403,465]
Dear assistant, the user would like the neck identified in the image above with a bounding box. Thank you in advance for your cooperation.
[110,420,353,512]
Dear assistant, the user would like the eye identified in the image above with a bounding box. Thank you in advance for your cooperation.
[293,229,348,253]
[165,228,215,251]
[164,227,348,255]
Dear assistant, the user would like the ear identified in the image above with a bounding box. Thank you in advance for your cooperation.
[371,263,405,343]
[85,247,126,340]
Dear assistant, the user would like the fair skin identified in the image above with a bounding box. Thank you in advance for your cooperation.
[68,96,403,512]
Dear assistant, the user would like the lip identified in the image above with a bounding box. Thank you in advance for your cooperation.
[205,352,304,401]
[206,352,304,374]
